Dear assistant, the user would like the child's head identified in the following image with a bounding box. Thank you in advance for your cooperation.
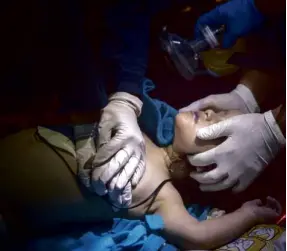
[172,109,242,155]
[168,109,242,179]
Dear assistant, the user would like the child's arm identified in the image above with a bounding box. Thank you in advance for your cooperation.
[156,196,281,250]
[157,203,255,250]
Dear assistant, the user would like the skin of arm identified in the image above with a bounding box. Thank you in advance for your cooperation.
[154,187,257,250]
[240,70,272,107]
[240,70,285,136]
[272,104,286,137]
[240,70,284,109]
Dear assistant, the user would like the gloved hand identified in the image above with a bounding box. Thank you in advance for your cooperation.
[179,84,260,114]
[188,111,285,192]
[91,92,146,207]
[195,0,264,48]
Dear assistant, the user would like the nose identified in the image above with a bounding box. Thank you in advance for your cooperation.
[205,109,215,120]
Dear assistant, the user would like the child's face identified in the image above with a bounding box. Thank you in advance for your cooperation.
[173,109,242,154]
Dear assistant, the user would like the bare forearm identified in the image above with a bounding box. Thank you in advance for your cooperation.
[181,211,256,250]
[240,70,272,107]
[272,104,286,137]
[240,70,285,110]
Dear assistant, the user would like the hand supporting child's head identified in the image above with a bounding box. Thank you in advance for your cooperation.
[173,109,242,155]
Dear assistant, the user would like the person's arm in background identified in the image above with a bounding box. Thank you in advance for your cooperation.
[273,104,286,137]
[102,1,151,97]
[240,70,285,136]
[240,70,285,110]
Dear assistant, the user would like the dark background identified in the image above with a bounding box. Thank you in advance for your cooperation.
[0,0,285,225]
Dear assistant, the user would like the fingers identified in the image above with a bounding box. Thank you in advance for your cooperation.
[91,146,134,194]
[131,154,145,187]
[196,119,234,140]
[109,182,132,210]
[102,146,134,180]
[199,178,238,192]
[109,149,141,191]
[196,167,205,172]
[107,151,144,209]
[179,94,222,113]
[266,196,282,215]
[187,148,217,166]
[94,133,131,165]
[194,8,222,39]
[96,121,112,150]
[108,172,124,194]
[190,168,227,184]
[232,169,260,193]
[179,98,211,113]
[250,199,263,206]
[232,179,248,193]
[232,179,252,193]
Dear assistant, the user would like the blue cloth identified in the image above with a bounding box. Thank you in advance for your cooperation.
[188,204,211,222]
[28,205,210,251]
[139,79,178,146]
[195,0,264,48]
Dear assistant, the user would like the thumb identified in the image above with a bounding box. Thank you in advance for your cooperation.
[179,97,213,113]
[131,154,145,187]
[197,119,234,140]
[94,134,127,165]
[96,121,112,149]
[222,33,237,49]
[194,8,222,39]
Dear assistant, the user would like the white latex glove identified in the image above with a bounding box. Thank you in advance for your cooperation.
[109,181,132,212]
[180,84,260,114]
[188,111,285,192]
[91,92,146,207]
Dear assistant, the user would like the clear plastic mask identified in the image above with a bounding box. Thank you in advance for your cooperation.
[160,26,224,80]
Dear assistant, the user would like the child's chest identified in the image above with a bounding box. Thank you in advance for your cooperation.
[127,137,171,217]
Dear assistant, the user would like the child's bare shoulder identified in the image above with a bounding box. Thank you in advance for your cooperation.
[127,134,179,217]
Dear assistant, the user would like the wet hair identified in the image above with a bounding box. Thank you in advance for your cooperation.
[165,145,191,180]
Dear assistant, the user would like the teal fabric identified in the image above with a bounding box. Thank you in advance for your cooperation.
[139,79,178,147]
